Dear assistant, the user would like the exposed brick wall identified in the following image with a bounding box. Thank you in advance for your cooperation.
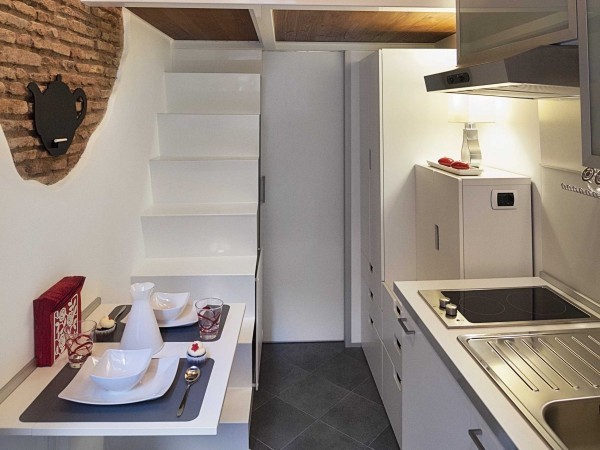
[0,0,123,185]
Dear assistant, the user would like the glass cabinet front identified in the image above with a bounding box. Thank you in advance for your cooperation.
[458,0,577,65]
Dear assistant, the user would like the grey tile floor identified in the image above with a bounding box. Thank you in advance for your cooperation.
[250,342,401,450]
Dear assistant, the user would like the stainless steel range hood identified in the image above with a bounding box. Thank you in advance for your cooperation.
[424,45,579,99]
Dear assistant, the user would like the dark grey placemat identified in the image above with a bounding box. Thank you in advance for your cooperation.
[97,304,229,343]
[20,358,214,422]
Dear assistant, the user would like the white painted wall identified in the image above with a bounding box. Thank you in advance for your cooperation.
[538,99,600,302]
[261,51,345,342]
[0,11,170,389]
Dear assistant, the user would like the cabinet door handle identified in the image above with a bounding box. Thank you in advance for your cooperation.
[468,429,486,450]
[398,317,415,335]
[369,263,374,273]
[394,334,402,353]
[369,290,374,301]
[394,370,402,391]
[434,224,440,251]
[394,304,401,318]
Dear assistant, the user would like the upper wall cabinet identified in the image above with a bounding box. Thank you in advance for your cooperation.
[579,0,600,168]
[457,0,577,65]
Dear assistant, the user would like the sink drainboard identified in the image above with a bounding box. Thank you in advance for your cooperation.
[459,328,600,450]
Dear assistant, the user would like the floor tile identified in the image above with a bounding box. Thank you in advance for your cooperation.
[320,392,390,445]
[261,343,296,362]
[278,373,349,418]
[281,341,345,372]
[250,436,273,450]
[352,374,383,405]
[369,425,401,450]
[253,387,275,411]
[259,358,310,395]
[251,397,315,450]
[342,346,368,363]
[313,352,371,391]
[282,421,368,450]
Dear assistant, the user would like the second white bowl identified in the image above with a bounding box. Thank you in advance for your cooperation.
[151,292,190,322]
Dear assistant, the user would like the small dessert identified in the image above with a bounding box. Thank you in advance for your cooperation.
[95,315,116,338]
[186,341,206,365]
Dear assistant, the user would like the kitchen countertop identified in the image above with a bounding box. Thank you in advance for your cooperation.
[393,277,600,450]
[0,302,245,437]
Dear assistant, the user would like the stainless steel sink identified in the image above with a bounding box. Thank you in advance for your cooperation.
[459,328,600,449]
[543,397,600,450]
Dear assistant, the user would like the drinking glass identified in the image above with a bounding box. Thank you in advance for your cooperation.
[65,319,96,368]
[194,298,223,340]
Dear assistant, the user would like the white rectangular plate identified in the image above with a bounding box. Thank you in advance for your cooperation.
[427,160,483,176]
[59,356,179,405]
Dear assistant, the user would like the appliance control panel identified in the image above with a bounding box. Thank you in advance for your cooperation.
[491,190,517,209]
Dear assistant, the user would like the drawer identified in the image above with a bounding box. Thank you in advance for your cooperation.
[382,348,402,445]
[382,284,402,373]
[369,289,383,339]
[363,311,383,394]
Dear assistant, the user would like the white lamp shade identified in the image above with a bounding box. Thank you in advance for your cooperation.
[448,94,496,123]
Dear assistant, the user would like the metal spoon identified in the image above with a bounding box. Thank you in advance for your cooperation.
[177,366,201,417]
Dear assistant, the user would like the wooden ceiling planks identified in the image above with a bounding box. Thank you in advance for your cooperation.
[273,10,456,43]
[126,8,259,41]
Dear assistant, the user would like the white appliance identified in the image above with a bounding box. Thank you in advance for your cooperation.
[416,164,533,280]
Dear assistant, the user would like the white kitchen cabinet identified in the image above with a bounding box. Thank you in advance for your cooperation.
[397,292,505,450]
[457,0,577,65]
[416,164,533,281]
[579,0,600,168]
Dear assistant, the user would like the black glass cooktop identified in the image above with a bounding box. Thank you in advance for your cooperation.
[441,287,590,323]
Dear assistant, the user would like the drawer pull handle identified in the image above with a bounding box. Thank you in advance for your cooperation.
[398,317,415,335]
[369,263,373,273]
[370,290,374,300]
[468,429,486,450]
[369,316,374,326]
[394,335,402,352]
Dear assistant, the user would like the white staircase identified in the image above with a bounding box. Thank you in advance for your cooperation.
[131,47,262,447]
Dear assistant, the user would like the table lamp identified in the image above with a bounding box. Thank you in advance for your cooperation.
[448,95,495,167]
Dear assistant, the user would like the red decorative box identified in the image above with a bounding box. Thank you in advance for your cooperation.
[33,276,85,367]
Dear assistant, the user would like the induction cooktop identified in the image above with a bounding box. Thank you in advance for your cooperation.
[419,286,598,328]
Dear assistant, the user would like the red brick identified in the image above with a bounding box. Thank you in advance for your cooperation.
[0,28,15,44]
[75,63,104,74]
[12,2,37,19]
[32,37,71,57]
[16,33,32,46]
[12,148,37,163]
[71,47,98,61]
[0,119,33,132]
[31,22,59,38]
[0,81,5,94]
[7,134,37,148]
[0,47,41,66]
[0,66,17,80]
[6,81,27,96]
[0,10,30,29]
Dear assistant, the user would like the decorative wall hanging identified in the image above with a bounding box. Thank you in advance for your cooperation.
[28,75,87,157]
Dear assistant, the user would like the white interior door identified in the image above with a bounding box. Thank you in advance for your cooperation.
[261,51,345,342]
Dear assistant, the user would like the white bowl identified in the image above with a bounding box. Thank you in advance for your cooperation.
[90,349,152,392]
[151,292,190,322]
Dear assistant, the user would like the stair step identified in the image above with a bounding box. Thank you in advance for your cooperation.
[141,213,257,258]
[149,158,258,204]
[142,202,257,217]
[170,47,262,74]
[164,73,260,114]
[157,114,259,158]
[132,255,257,277]
[131,255,257,305]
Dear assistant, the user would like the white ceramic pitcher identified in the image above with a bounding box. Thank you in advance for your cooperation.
[120,282,164,355]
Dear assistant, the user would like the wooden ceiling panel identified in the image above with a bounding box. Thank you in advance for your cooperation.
[274,10,456,43]
[127,8,259,41]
